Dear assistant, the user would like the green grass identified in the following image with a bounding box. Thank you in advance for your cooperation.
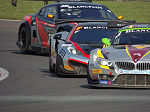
[0,0,150,23]
[95,1,150,23]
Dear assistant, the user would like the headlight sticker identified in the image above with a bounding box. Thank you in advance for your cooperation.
[97,49,104,58]
[99,64,110,69]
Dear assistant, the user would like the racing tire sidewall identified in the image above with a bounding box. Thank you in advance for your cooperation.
[55,52,62,76]
[18,26,29,53]
[49,43,54,72]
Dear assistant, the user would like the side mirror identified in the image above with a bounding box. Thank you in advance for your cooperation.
[53,32,69,41]
[53,34,62,40]
[48,14,54,18]
[102,38,111,46]
[117,16,123,20]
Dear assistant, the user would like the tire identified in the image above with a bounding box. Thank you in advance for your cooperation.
[49,42,54,72]
[87,66,91,84]
[55,52,63,76]
[18,26,30,53]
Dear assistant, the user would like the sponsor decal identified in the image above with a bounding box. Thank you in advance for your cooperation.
[92,69,101,74]
[119,70,150,74]
[119,28,150,33]
[61,5,103,9]
[84,26,107,30]
[64,65,74,70]
[61,44,72,47]
[126,29,150,33]
[99,80,112,85]
[75,26,107,33]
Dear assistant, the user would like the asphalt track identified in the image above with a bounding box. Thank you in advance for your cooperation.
[0,20,150,112]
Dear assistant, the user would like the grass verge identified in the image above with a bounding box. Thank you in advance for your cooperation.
[0,0,149,23]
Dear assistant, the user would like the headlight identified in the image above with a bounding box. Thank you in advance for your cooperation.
[98,58,112,66]
[67,47,76,54]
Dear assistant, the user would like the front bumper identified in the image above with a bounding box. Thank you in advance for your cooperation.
[88,73,150,88]
[68,59,88,75]
[62,54,88,75]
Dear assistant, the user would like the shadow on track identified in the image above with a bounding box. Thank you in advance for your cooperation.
[0,49,18,53]
[12,51,49,57]
[39,68,87,79]
[80,84,150,90]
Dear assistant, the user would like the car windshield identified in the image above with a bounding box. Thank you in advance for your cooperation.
[60,5,117,20]
[70,25,118,44]
[112,29,150,45]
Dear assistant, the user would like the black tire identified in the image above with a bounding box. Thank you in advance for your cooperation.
[87,65,91,84]
[55,52,62,76]
[49,41,54,72]
[18,26,30,53]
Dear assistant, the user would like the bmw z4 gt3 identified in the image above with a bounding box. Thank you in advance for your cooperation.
[88,24,150,88]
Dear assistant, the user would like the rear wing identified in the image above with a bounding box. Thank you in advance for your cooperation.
[55,19,136,28]
[107,20,136,28]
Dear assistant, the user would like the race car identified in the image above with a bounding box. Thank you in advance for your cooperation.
[16,0,122,54]
[87,24,150,88]
[49,20,134,76]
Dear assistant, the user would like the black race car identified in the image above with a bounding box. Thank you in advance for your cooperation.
[16,0,121,54]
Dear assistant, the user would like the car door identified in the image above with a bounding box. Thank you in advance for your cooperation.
[32,5,58,48]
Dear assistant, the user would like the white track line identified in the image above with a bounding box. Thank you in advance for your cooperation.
[0,67,9,81]
[0,95,150,102]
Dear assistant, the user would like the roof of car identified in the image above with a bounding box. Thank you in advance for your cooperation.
[47,2,105,7]
[77,22,108,26]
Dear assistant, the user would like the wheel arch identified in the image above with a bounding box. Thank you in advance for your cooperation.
[18,21,31,45]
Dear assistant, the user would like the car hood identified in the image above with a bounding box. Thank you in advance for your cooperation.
[78,43,103,55]
[103,45,150,63]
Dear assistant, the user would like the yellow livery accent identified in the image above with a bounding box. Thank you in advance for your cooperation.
[129,25,133,28]
[135,46,146,49]
[92,69,101,74]
[64,65,74,70]
[103,44,108,48]
[125,45,131,59]
[97,49,104,58]
[76,26,83,31]
[99,64,110,69]
[141,50,150,59]
[48,14,54,18]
